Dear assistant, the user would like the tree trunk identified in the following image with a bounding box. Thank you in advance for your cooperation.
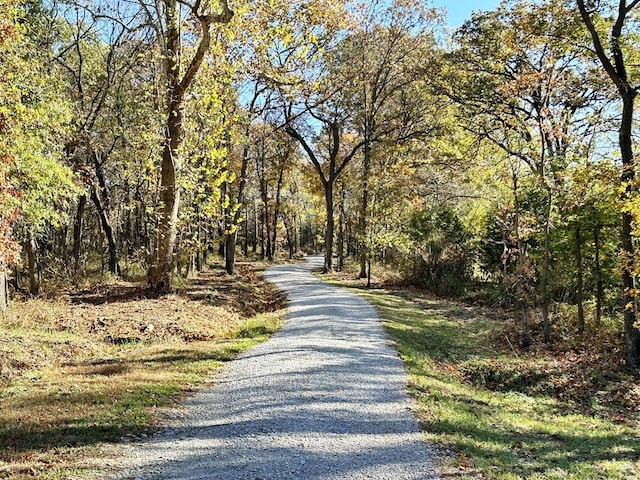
[594,225,603,324]
[337,183,345,271]
[270,167,284,259]
[147,0,233,292]
[359,133,372,278]
[90,185,119,275]
[260,203,267,260]
[73,194,86,275]
[242,205,249,257]
[0,271,7,311]
[25,232,40,296]
[225,146,250,274]
[540,185,552,343]
[577,0,639,368]
[149,113,181,292]
[620,92,639,367]
[324,181,335,272]
[575,226,585,333]
[512,170,530,348]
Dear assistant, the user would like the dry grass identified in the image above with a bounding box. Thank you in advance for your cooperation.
[0,262,286,479]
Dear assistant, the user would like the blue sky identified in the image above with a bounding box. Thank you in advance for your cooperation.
[430,0,503,27]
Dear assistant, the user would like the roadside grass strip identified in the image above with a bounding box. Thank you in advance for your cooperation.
[350,287,639,480]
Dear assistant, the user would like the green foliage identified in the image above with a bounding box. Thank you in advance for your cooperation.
[0,0,79,271]
[405,206,475,295]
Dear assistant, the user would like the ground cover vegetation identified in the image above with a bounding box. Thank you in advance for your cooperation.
[0,0,639,476]
[0,262,285,478]
[327,267,639,479]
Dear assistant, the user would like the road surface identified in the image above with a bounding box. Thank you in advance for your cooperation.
[113,256,438,479]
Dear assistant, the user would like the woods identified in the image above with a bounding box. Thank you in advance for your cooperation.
[0,0,639,366]
[1,1,640,478]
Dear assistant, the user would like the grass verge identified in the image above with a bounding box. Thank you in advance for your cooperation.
[326,274,639,480]
[0,262,286,479]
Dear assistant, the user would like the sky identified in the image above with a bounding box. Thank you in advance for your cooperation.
[430,0,503,27]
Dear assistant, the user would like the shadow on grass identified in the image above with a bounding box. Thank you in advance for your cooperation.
[428,417,640,474]
[0,347,243,456]
[357,287,640,478]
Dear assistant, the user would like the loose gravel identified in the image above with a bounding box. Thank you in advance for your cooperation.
[112,256,439,479]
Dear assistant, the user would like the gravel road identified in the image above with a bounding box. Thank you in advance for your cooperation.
[113,256,439,479]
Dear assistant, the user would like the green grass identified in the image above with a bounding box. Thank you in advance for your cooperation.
[349,286,639,480]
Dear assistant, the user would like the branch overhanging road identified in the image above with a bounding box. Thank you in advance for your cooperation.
[114,255,439,479]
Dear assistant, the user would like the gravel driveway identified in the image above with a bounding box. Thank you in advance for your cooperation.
[113,256,439,479]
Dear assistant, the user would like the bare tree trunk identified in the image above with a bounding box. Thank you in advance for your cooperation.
[90,184,119,275]
[575,226,585,333]
[512,171,530,348]
[25,232,40,296]
[0,272,7,311]
[242,204,249,257]
[253,199,258,254]
[359,133,371,278]
[594,225,603,324]
[225,146,250,274]
[620,93,639,366]
[270,167,284,259]
[541,186,552,343]
[324,181,335,272]
[73,194,86,275]
[284,215,294,260]
[338,183,345,271]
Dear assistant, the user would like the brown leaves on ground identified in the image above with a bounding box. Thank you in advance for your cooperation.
[0,262,286,386]
[0,261,288,479]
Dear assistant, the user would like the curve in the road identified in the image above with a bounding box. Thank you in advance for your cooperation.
[114,255,439,480]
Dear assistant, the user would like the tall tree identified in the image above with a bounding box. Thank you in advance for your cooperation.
[145,0,233,292]
[576,0,640,366]
[0,0,22,308]
[338,0,440,279]
[449,0,605,342]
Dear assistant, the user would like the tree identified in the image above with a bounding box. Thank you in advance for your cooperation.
[146,0,233,293]
[4,0,79,295]
[576,0,640,366]
[337,0,440,279]
[448,0,606,342]
[54,0,151,277]
[0,0,22,308]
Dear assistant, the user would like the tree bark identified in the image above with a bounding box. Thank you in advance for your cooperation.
[25,231,39,296]
[359,147,371,278]
[270,167,284,259]
[337,183,345,271]
[0,271,7,311]
[90,184,119,276]
[621,92,639,366]
[73,194,86,275]
[594,225,603,324]
[577,0,639,367]
[513,170,530,348]
[541,185,552,343]
[148,0,233,293]
[324,181,335,272]
[575,226,585,333]
[225,145,250,274]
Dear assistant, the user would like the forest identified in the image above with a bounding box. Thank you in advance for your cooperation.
[2,0,639,363]
[1,0,640,477]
